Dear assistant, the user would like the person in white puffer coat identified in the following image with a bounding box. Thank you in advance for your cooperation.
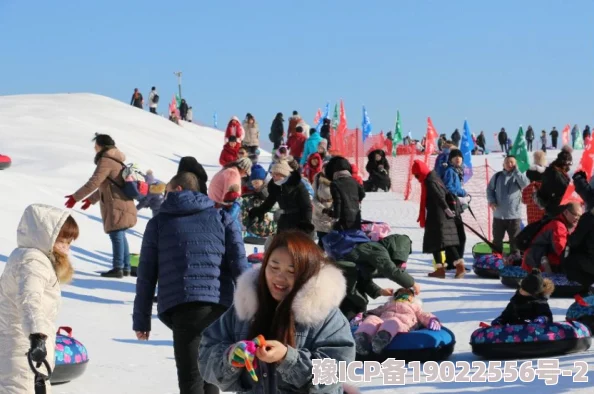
[0,204,79,394]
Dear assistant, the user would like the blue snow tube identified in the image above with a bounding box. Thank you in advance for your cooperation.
[473,254,505,279]
[567,295,594,332]
[350,323,455,362]
[470,321,591,359]
[51,328,89,385]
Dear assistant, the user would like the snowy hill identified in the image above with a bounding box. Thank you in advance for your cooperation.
[0,94,592,393]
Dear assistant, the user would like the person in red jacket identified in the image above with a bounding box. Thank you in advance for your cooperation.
[225,116,244,143]
[303,153,323,184]
[219,136,240,166]
[521,202,582,273]
[287,126,307,164]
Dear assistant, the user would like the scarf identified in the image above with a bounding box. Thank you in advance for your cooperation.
[411,160,431,228]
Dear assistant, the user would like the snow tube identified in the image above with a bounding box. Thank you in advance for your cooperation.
[248,252,264,265]
[51,327,89,384]
[473,254,505,279]
[470,321,591,360]
[567,295,594,331]
[0,154,11,170]
[350,323,455,362]
[130,253,140,277]
[471,241,510,259]
[244,236,267,245]
[500,266,587,298]
[499,265,526,288]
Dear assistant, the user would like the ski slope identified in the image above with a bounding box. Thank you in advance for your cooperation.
[0,94,592,393]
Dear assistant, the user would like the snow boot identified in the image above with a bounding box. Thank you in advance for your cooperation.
[454,259,466,279]
[371,330,393,354]
[354,332,372,356]
[101,269,123,278]
[428,264,446,278]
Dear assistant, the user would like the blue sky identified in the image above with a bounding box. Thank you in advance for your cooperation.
[1,0,593,149]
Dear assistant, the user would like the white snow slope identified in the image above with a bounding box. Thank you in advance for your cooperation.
[0,94,592,393]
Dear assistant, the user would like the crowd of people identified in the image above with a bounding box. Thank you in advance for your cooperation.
[130,87,193,124]
[4,106,594,394]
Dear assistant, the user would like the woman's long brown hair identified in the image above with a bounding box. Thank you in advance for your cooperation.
[248,231,325,347]
[52,216,79,284]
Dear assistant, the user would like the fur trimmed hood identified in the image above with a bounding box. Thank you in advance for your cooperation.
[234,264,346,326]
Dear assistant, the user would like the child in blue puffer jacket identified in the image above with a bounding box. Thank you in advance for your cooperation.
[136,170,166,217]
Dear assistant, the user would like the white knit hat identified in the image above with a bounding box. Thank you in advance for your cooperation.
[271,160,292,177]
[235,157,252,175]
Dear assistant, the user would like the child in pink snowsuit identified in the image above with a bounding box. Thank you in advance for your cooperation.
[354,288,441,355]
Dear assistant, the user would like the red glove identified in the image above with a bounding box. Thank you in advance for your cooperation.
[81,199,92,210]
[65,195,76,209]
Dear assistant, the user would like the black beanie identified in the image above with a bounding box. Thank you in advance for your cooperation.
[521,269,544,295]
[448,149,463,162]
[93,133,115,147]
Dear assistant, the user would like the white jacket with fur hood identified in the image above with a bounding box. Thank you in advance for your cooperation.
[0,204,71,394]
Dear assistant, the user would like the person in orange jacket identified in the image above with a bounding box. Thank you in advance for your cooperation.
[219,136,240,166]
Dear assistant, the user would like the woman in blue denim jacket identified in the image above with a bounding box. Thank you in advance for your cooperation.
[199,231,356,393]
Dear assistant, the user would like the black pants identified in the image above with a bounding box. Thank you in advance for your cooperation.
[243,145,259,155]
[493,218,521,254]
[160,302,227,394]
[150,107,157,114]
[527,140,533,152]
[500,143,508,154]
[317,231,328,248]
[552,137,558,149]
[445,218,466,268]
[433,246,460,268]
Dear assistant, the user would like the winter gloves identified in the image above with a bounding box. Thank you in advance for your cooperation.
[64,195,76,209]
[428,318,441,331]
[81,199,92,210]
[64,196,92,210]
[227,335,267,382]
[573,170,587,182]
[29,334,47,363]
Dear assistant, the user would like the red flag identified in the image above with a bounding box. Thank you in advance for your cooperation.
[338,100,347,134]
[424,117,438,163]
[561,124,570,146]
[313,108,322,125]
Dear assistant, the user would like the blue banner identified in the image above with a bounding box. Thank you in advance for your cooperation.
[461,119,475,183]
[362,106,372,142]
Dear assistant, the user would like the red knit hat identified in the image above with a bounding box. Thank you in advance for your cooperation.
[223,191,240,203]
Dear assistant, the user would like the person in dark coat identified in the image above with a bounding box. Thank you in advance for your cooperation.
[248,159,313,235]
[364,149,391,192]
[476,131,486,153]
[130,88,143,109]
[536,150,572,217]
[323,156,365,231]
[525,126,535,152]
[550,127,559,149]
[177,156,208,195]
[411,160,465,279]
[320,118,332,150]
[269,112,284,151]
[498,128,508,154]
[491,269,554,326]
[583,125,591,143]
[133,172,249,394]
[179,99,189,121]
[451,128,461,147]
[336,234,419,320]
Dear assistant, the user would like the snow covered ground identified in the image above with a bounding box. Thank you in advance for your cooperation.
[0,94,592,393]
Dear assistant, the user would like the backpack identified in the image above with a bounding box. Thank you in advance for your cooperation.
[153,93,159,104]
[515,216,558,252]
[104,157,149,200]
